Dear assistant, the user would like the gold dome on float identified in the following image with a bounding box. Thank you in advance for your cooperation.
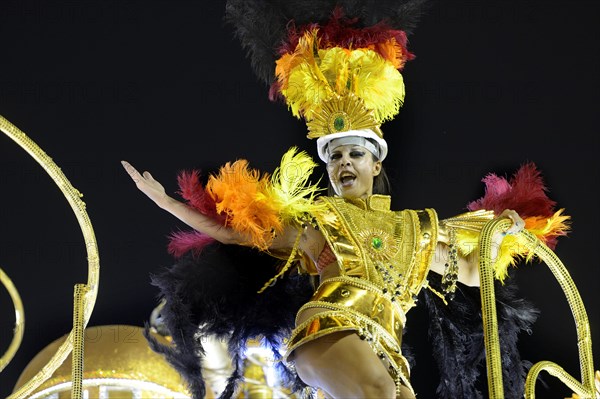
[12,325,210,399]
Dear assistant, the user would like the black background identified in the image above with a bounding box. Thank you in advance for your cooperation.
[0,1,599,398]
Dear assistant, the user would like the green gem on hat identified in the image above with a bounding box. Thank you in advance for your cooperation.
[333,116,345,131]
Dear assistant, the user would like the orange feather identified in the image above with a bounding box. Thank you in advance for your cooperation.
[206,160,283,250]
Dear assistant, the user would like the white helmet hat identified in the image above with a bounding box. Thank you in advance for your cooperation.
[316,128,388,163]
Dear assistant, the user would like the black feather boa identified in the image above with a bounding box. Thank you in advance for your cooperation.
[423,272,539,399]
[143,243,314,399]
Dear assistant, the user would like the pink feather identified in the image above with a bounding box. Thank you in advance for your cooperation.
[467,162,556,218]
[168,230,216,258]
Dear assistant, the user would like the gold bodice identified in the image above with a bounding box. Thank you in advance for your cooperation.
[313,195,438,314]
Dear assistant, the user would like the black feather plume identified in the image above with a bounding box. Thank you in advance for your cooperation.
[144,243,314,399]
[224,0,288,86]
[424,272,539,399]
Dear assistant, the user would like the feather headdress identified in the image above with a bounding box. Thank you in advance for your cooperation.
[225,0,428,161]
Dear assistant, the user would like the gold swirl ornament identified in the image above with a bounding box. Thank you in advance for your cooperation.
[0,115,100,399]
[478,218,597,399]
[0,268,24,372]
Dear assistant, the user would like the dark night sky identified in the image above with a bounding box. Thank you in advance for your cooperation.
[0,1,599,398]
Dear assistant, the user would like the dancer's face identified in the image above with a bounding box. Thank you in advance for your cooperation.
[326,144,381,199]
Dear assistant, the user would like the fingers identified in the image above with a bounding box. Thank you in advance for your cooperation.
[121,160,148,184]
[499,209,525,235]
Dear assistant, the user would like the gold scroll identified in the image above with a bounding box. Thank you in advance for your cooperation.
[0,115,100,399]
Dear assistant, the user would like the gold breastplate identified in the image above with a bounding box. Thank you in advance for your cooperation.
[314,195,438,313]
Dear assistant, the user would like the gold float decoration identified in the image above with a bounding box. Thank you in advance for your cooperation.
[0,115,100,399]
[478,218,597,398]
[0,267,25,372]
[12,325,192,398]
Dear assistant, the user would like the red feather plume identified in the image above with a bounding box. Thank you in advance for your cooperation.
[176,170,225,223]
[166,170,226,258]
[278,7,415,67]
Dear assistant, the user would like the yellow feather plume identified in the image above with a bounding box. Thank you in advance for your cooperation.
[278,30,333,119]
[318,47,351,94]
[491,210,571,283]
[275,29,405,124]
[453,210,571,283]
[351,50,405,122]
[268,147,327,224]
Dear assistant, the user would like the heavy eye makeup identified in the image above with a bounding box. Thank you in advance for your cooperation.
[329,148,366,161]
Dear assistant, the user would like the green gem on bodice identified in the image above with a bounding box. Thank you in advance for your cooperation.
[333,116,345,131]
[372,236,383,249]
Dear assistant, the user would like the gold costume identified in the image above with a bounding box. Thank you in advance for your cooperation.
[285,195,439,394]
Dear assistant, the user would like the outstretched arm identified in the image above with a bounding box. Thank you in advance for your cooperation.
[121,160,246,245]
[430,209,525,287]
